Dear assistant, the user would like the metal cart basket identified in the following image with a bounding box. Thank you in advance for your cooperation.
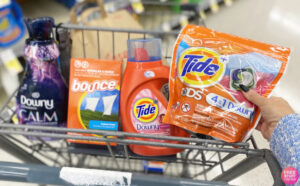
[0,23,284,186]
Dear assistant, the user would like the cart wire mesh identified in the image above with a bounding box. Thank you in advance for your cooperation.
[0,23,284,186]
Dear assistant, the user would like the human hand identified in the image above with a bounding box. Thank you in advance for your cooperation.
[240,85,295,141]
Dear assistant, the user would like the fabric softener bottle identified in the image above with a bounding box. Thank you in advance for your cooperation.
[120,38,189,156]
[16,17,68,140]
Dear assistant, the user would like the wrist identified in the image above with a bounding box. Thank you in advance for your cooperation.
[270,113,299,142]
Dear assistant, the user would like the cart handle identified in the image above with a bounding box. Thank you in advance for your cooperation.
[0,161,229,186]
[264,150,284,186]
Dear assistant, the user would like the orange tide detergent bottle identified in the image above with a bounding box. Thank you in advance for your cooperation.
[120,38,189,156]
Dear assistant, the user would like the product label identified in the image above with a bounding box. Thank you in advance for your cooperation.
[17,91,60,126]
[206,93,254,119]
[71,78,117,92]
[67,58,121,145]
[163,25,290,142]
[20,95,54,110]
[60,167,132,186]
[178,47,228,88]
[144,71,155,78]
[16,43,68,132]
[133,98,158,123]
[89,120,118,130]
[130,89,170,136]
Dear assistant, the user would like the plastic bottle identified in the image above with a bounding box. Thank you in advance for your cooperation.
[0,0,25,47]
[120,38,189,156]
[16,17,68,140]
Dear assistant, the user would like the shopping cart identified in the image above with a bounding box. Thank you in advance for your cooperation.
[0,23,284,186]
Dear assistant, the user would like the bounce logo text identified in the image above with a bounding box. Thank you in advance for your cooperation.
[133,98,158,123]
[178,48,226,87]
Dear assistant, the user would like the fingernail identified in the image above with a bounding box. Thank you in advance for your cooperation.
[239,85,249,92]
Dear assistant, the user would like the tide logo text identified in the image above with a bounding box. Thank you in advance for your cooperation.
[181,55,220,77]
[133,98,158,123]
[177,48,226,88]
[136,104,156,118]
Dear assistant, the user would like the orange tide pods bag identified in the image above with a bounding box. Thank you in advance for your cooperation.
[163,25,291,142]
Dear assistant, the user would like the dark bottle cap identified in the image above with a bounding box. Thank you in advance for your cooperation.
[24,17,54,41]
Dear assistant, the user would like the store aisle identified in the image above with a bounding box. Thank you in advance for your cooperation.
[18,0,300,115]
[21,0,300,112]
[21,0,69,23]
[0,0,299,185]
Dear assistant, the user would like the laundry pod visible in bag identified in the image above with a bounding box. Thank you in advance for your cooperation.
[120,38,189,156]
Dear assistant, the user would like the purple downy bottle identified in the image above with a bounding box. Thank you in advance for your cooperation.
[16,17,68,140]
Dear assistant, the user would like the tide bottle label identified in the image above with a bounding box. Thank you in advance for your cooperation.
[130,89,170,139]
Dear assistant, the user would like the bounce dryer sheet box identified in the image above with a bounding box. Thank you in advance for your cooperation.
[67,58,121,146]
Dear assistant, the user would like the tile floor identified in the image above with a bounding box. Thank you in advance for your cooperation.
[0,0,299,185]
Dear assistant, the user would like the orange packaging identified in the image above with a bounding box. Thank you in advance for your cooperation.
[163,25,291,142]
[120,38,189,156]
[67,58,121,145]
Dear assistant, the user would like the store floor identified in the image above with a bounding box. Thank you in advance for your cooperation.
[1,0,300,185]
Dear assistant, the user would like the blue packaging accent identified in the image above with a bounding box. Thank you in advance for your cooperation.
[177,40,282,78]
[143,161,164,173]
[56,0,78,9]
[145,167,163,173]
[89,120,118,131]
[226,52,282,77]
[0,0,25,47]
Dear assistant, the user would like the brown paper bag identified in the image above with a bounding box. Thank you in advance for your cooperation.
[70,0,145,61]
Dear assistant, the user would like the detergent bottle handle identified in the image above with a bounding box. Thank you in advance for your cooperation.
[147,80,168,108]
[147,66,170,107]
[11,0,23,21]
[145,79,190,138]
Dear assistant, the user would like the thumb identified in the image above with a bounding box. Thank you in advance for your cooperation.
[240,85,267,107]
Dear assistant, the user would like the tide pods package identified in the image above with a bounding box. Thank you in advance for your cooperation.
[67,58,121,145]
[163,25,291,142]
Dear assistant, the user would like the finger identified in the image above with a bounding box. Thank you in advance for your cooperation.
[256,118,264,131]
[260,122,268,137]
[256,122,262,131]
[241,89,267,107]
